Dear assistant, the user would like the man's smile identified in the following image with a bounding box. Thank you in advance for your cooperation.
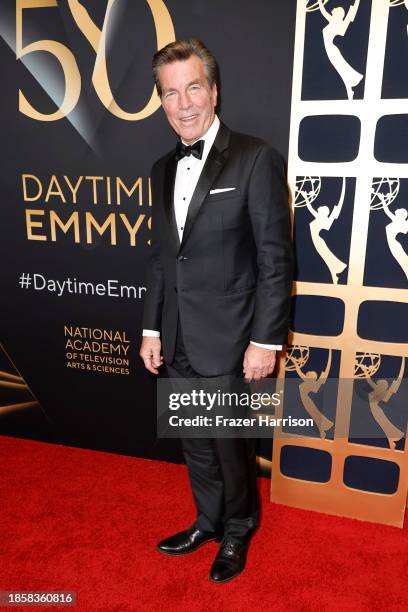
[179,115,199,122]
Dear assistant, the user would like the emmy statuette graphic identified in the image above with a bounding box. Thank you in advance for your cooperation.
[295,177,347,284]
[361,357,405,450]
[370,179,408,280]
[286,347,334,438]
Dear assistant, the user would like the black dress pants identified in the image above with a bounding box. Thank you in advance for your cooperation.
[165,320,259,543]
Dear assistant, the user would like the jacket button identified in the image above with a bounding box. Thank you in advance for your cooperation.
[174,287,178,293]
[178,255,188,261]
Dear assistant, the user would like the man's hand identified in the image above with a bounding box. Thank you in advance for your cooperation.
[139,336,163,374]
[243,345,277,382]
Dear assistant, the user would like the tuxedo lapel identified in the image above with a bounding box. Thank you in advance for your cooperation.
[178,123,230,253]
[163,154,181,249]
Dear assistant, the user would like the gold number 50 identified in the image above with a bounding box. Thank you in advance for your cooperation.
[17,0,175,121]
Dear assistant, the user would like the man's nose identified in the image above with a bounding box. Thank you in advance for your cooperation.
[179,91,192,109]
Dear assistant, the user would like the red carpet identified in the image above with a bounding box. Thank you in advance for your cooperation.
[0,435,407,612]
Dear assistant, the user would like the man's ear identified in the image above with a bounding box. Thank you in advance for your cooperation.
[212,83,218,107]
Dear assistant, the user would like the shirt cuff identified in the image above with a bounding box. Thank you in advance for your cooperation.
[250,341,282,350]
[142,329,160,337]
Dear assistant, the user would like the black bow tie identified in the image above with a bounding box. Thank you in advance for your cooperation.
[175,140,204,161]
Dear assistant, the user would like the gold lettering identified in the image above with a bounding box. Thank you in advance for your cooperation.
[67,0,175,120]
[85,176,104,204]
[85,212,117,244]
[147,215,152,246]
[45,175,66,202]
[64,175,83,203]
[116,177,143,205]
[17,0,81,121]
[26,209,47,241]
[22,174,42,201]
[120,213,145,246]
[50,211,80,242]
[106,176,112,205]
[148,176,152,207]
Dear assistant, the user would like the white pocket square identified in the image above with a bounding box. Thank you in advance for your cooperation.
[209,187,236,194]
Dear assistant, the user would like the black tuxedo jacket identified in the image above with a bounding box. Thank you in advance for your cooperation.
[142,122,293,376]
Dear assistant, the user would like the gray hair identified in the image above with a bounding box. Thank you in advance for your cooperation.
[152,38,218,97]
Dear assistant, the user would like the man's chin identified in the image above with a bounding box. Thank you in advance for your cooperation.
[177,124,202,143]
[180,132,200,144]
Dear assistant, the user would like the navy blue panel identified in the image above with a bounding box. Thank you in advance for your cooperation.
[344,456,400,494]
[299,116,361,162]
[291,295,344,336]
[375,115,408,163]
[280,445,332,483]
[358,301,408,343]
[382,5,408,99]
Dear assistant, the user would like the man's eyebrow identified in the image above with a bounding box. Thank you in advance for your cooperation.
[163,79,202,94]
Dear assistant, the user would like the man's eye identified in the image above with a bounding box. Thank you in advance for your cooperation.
[190,85,200,91]
[165,91,176,98]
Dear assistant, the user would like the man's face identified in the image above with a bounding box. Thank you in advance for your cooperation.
[158,55,217,144]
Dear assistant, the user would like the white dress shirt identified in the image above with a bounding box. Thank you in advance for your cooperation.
[143,115,281,351]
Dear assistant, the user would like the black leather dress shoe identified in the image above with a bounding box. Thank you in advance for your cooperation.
[209,539,249,583]
[157,526,220,555]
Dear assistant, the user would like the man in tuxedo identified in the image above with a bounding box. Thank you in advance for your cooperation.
[140,39,293,583]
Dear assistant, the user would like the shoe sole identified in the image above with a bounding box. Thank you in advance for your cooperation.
[156,537,221,556]
[208,567,244,584]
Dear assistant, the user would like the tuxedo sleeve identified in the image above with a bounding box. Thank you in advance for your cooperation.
[247,144,293,344]
[141,163,164,332]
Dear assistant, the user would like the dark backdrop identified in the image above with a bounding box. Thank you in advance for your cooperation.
[0,0,296,464]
